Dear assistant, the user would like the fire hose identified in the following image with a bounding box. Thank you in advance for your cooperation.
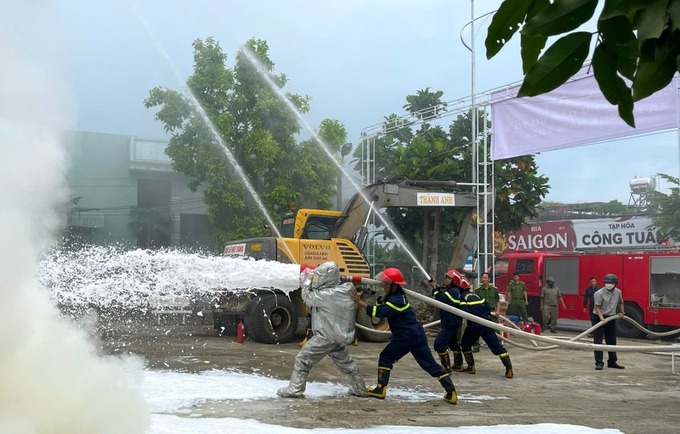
[351,277,680,354]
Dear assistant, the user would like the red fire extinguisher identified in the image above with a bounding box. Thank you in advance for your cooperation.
[533,322,541,335]
[236,320,245,344]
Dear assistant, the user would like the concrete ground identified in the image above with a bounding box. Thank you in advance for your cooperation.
[98,315,680,433]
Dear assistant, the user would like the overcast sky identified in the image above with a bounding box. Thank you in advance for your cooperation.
[15,0,680,204]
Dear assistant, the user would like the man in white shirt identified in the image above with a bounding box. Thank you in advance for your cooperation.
[593,273,625,370]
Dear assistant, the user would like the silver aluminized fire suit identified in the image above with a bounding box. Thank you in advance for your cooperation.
[277,261,368,398]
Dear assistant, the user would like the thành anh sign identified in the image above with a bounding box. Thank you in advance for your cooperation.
[416,192,457,206]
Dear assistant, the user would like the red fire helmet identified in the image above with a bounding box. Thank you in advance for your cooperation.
[375,267,407,285]
[444,269,463,286]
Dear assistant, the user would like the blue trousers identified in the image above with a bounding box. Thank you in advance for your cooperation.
[378,335,446,377]
[433,326,461,353]
[461,322,507,355]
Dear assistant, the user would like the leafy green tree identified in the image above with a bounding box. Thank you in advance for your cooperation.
[295,119,348,210]
[145,37,339,244]
[650,173,680,240]
[486,0,679,127]
[597,200,632,216]
[403,87,447,128]
[353,88,549,279]
[494,155,550,230]
[538,199,631,219]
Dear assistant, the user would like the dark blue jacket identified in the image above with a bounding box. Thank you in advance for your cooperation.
[433,285,462,329]
[583,285,599,312]
[459,288,491,320]
[365,287,423,340]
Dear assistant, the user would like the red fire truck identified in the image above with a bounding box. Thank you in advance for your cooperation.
[494,250,680,338]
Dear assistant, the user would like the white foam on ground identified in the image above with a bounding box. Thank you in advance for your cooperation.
[142,369,622,434]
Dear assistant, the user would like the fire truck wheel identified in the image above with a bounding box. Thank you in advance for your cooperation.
[615,305,645,339]
[244,294,298,344]
[355,294,391,343]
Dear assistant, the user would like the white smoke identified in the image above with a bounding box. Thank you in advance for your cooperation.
[0,2,149,433]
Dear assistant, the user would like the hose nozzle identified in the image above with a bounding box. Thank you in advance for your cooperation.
[340,275,364,284]
[340,275,382,285]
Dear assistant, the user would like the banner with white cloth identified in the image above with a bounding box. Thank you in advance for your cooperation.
[491,71,680,160]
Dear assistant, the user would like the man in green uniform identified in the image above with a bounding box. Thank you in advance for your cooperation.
[476,272,501,321]
[540,276,566,333]
[506,273,529,322]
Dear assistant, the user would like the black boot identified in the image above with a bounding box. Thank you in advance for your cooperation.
[298,327,313,347]
[500,353,513,378]
[452,351,464,372]
[367,367,391,399]
[438,351,452,375]
[461,351,476,374]
[438,373,458,404]
[607,361,625,369]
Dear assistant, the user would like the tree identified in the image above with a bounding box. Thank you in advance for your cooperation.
[295,119,348,210]
[650,173,680,240]
[352,88,549,279]
[403,87,447,127]
[486,0,679,127]
[494,154,550,230]
[145,38,340,244]
[538,199,632,219]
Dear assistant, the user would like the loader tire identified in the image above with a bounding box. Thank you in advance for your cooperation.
[355,294,391,343]
[244,294,298,344]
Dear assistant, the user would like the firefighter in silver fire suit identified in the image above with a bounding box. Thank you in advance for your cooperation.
[277,261,368,398]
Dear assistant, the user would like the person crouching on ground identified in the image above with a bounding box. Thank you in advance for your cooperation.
[277,261,368,398]
[459,277,514,378]
[428,269,464,373]
[352,267,458,404]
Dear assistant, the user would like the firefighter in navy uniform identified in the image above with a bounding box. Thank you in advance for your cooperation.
[459,276,514,378]
[428,269,464,373]
[352,267,458,404]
